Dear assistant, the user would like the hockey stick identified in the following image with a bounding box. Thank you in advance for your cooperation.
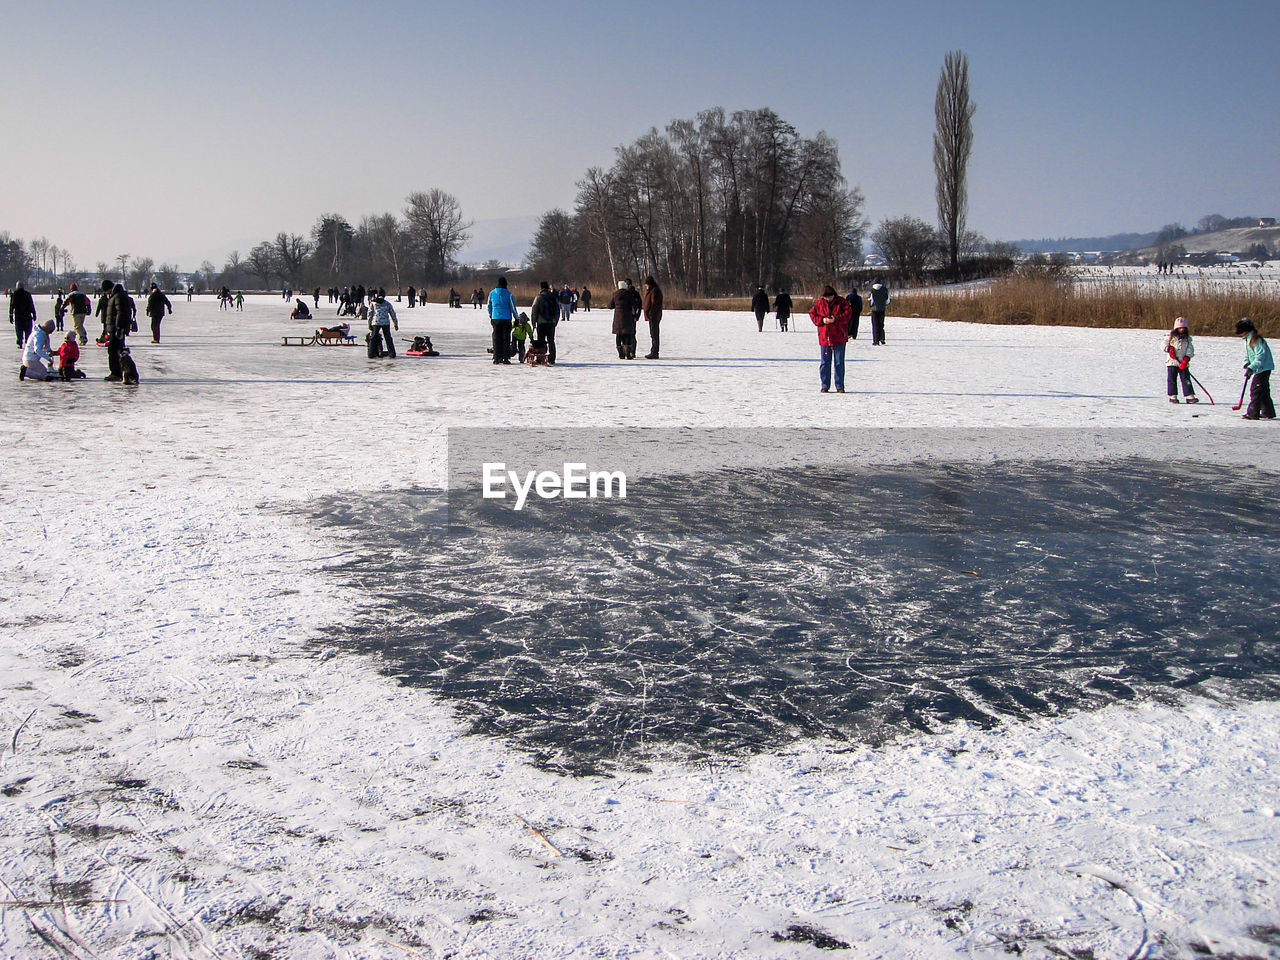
[1232,373,1252,411]
[1187,371,1214,405]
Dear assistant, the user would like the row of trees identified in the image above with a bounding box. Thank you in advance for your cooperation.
[199,190,472,293]
[0,232,80,289]
[526,107,867,295]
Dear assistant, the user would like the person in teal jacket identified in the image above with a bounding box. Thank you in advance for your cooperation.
[1237,317,1275,420]
[487,276,517,364]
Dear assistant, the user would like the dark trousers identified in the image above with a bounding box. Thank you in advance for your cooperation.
[491,319,511,361]
[374,324,395,357]
[1166,366,1194,398]
[778,314,789,332]
[511,338,526,361]
[106,333,126,377]
[150,316,163,342]
[617,327,636,359]
[14,317,32,348]
[647,319,660,358]
[1246,370,1275,419]
[849,314,860,340]
[870,311,886,344]
[755,309,766,332]
[536,321,557,363]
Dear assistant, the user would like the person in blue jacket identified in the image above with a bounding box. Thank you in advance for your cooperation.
[1237,317,1275,420]
[487,276,518,364]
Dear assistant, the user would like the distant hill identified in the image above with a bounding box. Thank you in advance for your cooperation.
[1136,224,1280,258]
[1014,232,1158,254]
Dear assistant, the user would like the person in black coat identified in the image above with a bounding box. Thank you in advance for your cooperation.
[609,280,641,359]
[751,285,770,332]
[8,281,36,347]
[774,289,793,332]
[145,283,172,343]
[845,286,863,341]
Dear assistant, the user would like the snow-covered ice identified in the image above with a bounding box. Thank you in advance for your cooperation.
[1,295,1278,959]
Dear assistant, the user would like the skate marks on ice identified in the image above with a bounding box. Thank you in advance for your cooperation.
[308,459,1280,774]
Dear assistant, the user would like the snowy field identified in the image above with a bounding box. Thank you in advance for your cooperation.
[1068,263,1280,295]
[2,294,1279,959]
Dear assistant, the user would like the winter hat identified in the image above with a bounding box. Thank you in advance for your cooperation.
[618,281,627,290]
[40,319,55,332]
[14,281,23,291]
[1173,317,1188,330]
[69,282,77,291]
[1236,318,1256,336]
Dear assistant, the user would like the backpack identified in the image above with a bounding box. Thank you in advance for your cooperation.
[539,290,558,324]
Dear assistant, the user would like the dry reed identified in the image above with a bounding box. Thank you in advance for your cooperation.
[892,275,1280,337]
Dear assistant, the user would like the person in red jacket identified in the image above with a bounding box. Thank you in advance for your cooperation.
[809,285,853,393]
[56,332,83,380]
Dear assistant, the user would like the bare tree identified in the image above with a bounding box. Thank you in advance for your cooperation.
[362,213,409,291]
[872,216,940,276]
[402,190,471,282]
[115,253,130,284]
[526,208,578,278]
[156,262,180,291]
[273,232,312,288]
[128,256,155,291]
[311,214,355,280]
[934,50,976,274]
[221,251,242,288]
[246,242,279,290]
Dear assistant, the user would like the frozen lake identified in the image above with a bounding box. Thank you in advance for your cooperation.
[315,457,1280,773]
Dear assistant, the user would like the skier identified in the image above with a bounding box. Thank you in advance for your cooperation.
[869,279,890,345]
[809,285,853,393]
[1162,317,1197,404]
[146,283,172,343]
[1237,317,1275,420]
[9,280,36,348]
[751,285,770,332]
[774,288,792,332]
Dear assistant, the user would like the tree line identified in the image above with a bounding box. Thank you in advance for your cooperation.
[6,52,1002,295]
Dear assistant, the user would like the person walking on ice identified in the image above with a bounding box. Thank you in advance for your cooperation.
[1162,317,1198,403]
[809,284,853,393]
[1237,317,1275,420]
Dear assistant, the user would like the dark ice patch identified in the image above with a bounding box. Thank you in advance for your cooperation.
[306,460,1280,774]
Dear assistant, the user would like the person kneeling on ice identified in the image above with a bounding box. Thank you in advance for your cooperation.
[369,294,398,357]
[1163,316,1198,403]
[19,319,57,381]
[56,332,84,380]
[290,298,312,320]
[1237,317,1275,420]
[809,285,853,393]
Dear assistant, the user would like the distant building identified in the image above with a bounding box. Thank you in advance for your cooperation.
[1259,217,1276,227]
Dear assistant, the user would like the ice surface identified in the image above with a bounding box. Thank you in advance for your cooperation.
[1,293,1278,959]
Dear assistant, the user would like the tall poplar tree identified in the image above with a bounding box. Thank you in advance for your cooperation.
[933,50,976,274]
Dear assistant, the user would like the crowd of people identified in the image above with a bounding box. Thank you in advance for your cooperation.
[7,278,1276,419]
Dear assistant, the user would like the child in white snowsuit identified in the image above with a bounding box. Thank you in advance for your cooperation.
[1162,317,1197,403]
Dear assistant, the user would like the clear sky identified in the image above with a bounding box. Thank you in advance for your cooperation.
[5,0,1278,269]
